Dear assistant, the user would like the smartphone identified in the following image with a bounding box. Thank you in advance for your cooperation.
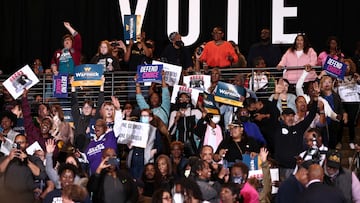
[0,126,3,133]
[107,157,120,166]
[12,143,21,150]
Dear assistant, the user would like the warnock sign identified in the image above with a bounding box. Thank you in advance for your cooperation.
[118,0,300,46]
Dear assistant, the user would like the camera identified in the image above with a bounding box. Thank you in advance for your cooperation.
[196,46,204,56]
[307,136,320,163]
[111,41,120,47]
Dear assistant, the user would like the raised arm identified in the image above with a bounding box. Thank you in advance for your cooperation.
[64,22,77,35]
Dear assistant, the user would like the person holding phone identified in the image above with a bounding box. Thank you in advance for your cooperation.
[0,110,20,155]
[87,147,138,203]
[0,134,46,202]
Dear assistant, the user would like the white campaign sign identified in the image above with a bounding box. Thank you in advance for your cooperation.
[116,120,150,148]
[338,84,360,102]
[3,65,40,99]
[152,60,182,86]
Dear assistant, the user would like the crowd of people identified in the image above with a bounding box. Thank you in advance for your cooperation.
[0,22,360,203]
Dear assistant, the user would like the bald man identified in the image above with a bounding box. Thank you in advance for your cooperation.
[298,164,345,203]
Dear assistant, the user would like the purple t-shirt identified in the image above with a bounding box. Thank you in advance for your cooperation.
[86,131,117,174]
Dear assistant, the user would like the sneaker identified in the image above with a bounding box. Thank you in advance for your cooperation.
[336,143,342,150]
[349,143,355,150]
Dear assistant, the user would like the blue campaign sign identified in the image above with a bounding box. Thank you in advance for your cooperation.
[323,56,347,80]
[124,15,141,43]
[214,81,246,107]
[203,93,220,114]
[72,64,104,86]
[137,64,163,83]
[53,73,68,98]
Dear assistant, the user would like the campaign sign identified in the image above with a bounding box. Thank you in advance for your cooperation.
[72,64,104,86]
[152,60,182,86]
[171,85,201,106]
[3,64,40,99]
[183,75,211,92]
[337,83,360,102]
[203,93,220,114]
[137,64,163,83]
[323,56,347,80]
[242,154,261,170]
[116,120,150,148]
[214,81,246,107]
[124,15,141,44]
[53,73,68,98]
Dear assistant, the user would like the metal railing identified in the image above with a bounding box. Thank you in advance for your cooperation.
[0,66,322,107]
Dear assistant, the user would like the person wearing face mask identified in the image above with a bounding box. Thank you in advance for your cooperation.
[125,109,163,179]
[168,92,202,157]
[160,32,194,73]
[195,112,224,153]
[236,107,267,147]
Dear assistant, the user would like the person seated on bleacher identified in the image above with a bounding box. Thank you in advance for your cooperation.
[247,56,268,91]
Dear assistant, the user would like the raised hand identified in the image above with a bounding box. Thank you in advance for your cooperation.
[259,147,269,163]
[275,79,284,94]
[45,139,56,154]
[111,96,121,110]
[95,157,111,174]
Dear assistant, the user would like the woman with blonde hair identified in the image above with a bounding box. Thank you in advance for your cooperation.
[90,40,120,71]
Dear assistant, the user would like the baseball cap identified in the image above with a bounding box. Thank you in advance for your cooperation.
[228,119,244,128]
[326,150,341,169]
[282,108,295,115]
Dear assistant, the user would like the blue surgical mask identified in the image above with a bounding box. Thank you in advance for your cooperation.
[140,116,149,123]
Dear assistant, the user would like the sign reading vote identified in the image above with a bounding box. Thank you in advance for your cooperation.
[214,81,246,107]
[53,73,68,98]
[72,64,104,86]
[323,56,347,80]
[137,64,163,83]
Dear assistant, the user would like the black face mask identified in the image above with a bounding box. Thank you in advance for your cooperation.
[178,102,189,109]
[239,116,249,122]
[175,40,184,48]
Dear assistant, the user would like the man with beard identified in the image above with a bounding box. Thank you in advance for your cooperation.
[87,148,138,203]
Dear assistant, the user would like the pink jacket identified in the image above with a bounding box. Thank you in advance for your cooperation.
[278,48,318,84]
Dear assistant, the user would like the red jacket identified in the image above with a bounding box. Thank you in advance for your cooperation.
[51,33,82,67]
